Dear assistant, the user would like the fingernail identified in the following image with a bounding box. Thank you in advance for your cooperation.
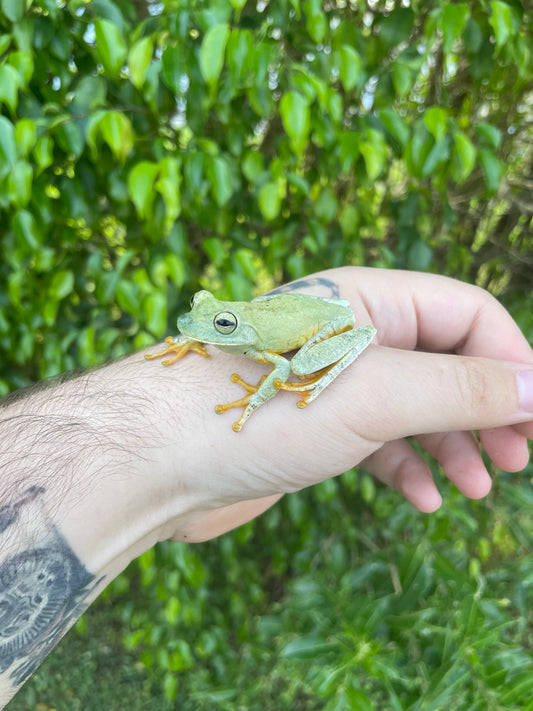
[517,370,533,412]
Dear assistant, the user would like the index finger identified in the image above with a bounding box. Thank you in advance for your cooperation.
[331,267,533,364]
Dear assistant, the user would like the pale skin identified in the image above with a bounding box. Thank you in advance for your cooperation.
[1,267,533,706]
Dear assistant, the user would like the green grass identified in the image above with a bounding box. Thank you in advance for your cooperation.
[9,468,533,711]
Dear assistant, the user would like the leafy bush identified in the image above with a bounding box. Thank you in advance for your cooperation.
[1,0,532,390]
[1,0,533,708]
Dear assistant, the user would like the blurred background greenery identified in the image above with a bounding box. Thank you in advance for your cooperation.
[1,0,532,708]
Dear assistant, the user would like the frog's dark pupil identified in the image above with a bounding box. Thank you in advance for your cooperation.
[217,318,233,327]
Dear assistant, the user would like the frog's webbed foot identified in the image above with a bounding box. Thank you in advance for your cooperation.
[274,368,330,409]
[144,336,209,366]
[215,374,268,432]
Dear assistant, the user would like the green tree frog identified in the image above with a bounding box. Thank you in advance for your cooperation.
[145,290,376,432]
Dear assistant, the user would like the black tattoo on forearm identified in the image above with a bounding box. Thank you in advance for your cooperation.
[0,487,102,687]
[269,277,340,298]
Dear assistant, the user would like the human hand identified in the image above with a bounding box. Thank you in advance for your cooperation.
[156,267,533,541]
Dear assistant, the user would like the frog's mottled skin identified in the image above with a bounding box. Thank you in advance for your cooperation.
[146,290,376,431]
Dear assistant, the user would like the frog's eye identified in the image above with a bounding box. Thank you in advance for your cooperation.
[190,295,196,308]
[214,311,238,334]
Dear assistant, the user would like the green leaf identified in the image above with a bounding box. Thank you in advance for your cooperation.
[286,172,310,195]
[8,51,33,87]
[280,637,338,660]
[33,135,53,172]
[163,670,177,701]
[339,204,359,238]
[199,23,229,87]
[235,249,257,279]
[163,253,186,289]
[202,236,226,265]
[313,188,338,223]
[242,151,264,183]
[158,156,181,186]
[258,181,282,221]
[144,291,167,335]
[339,131,360,173]
[85,109,106,154]
[490,0,518,48]
[7,160,32,207]
[229,0,247,12]
[379,109,409,147]
[392,60,413,97]
[49,270,75,299]
[55,121,84,158]
[306,11,327,43]
[208,156,234,207]
[71,75,107,112]
[100,111,133,162]
[128,36,153,90]
[0,63,20,112]
[128,161,159,219]
[77,326,95,367]
[225,272,252,301]
[479,149,503,193]
[155,176,181,229]
[87,0,125,31]
[304,0,327,42]
[326,90,342,123]
[380,7,414,47]
[451,131,476,183]
[161,44,183,94]
[338,45,364,92]
[116,279,140,315]
[94,19,127,79]
[405,121,433,178]
[0,34,11,55]
[424,107,448,142]
[421,137,449,177]
[359,129,387,181]
[227,28,252,81]
[15,119,36,156]
[2,0,24,22]
[0,116,18,171]
[476,122,501,150]
[441,4,470,55]
[184,152,204,194]
[12,209,42,248]
[280,91,310,154]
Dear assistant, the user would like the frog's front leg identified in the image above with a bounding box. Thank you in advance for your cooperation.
[276,322,376,407]
[216,349,291,432]
[144,335,209,366]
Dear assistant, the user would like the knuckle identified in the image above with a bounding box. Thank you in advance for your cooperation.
[454,360,490,410]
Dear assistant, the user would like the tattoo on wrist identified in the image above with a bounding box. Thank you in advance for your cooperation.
[0,486,102,687]
[268,277,340,298]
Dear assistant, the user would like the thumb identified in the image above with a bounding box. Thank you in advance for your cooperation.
[350,346,533,442]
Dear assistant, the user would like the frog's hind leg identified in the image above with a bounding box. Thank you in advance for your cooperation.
[277,325,376,408]
[144,336,209,365]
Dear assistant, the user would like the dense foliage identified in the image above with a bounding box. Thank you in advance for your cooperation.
[1,0,532,708]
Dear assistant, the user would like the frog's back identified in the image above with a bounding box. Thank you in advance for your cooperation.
[250,293,353,353]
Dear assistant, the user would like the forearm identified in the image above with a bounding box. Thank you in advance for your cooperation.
[0,353,197,706]
[2,266,533,706]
